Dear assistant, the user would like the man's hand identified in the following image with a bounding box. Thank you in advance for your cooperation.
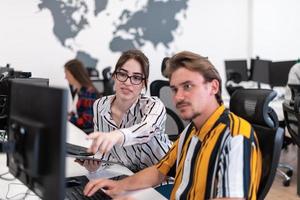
[87,130,124,154]
[83,178,125,197]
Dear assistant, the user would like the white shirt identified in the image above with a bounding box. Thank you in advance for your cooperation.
[93,95,172,172]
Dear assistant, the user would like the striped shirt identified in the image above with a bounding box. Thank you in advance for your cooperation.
[93,95,172,172]
[156,105,262,200]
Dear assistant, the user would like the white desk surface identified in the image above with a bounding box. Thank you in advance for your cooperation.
[0,122,167,200]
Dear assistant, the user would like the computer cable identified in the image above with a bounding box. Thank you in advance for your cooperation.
[6,183,38,200]
[0,171,15,181]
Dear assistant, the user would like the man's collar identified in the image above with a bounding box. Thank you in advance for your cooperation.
[197,104,226,141]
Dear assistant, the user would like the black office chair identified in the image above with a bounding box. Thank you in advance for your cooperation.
[102,66,115,96]
[161,57,170,78]
[288,84,300,106]
[230,88,284,199]
[150,80,185,141]
[283,96,300,146]
[86,67,100,79]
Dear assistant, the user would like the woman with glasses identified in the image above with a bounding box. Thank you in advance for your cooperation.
[80,49,172,172]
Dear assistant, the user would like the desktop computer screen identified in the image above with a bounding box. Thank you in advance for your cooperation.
[0,78,49,131]
[6,82,68,200]
[225,60,248,83]
[269,60,296,87]
[250,59,272,85]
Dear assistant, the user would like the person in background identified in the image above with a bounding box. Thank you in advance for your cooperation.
[81,49,172,172]
[83,51,262,200]
[64,59,101,132]
[285,61,300,100]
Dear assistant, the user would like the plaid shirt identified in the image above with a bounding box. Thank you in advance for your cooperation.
[69,87,98,130]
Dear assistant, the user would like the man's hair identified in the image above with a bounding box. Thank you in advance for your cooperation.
[113,49,149,90]
[165,51,223,105]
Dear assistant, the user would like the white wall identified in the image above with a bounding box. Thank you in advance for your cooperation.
[252,0,300,60]
[0,0,299,98]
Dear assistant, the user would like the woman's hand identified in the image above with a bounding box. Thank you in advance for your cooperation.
[87,130,124,154]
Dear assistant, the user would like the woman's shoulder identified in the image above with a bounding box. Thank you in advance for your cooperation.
[139,95,164,105]
[94,95,114,106]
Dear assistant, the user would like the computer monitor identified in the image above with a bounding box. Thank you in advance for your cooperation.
[0,78,49,132]
[269,60,296,87]
[6,82,68,200]
[225,60,248,83]
[11,77,49,86]
[250,58,272,85]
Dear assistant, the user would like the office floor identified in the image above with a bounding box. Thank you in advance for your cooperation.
[266,144,300,199]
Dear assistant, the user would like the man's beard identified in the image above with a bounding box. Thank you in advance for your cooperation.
[182,111,201,121]
[176,100,200,121]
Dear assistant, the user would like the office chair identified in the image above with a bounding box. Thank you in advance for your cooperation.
[102,66,115,96]
[225,72,244,96]
[283,95,300,194]
[86,67,100,80]
[161,57,170,78]
[150,80,185,141]
[283,96,300,145]
[230,88,284,199]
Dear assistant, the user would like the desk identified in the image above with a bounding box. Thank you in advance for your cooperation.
[0,122,167,200]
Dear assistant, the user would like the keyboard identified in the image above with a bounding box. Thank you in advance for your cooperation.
[65,175,128,200]
[66,143,94,156]
[65,175,111,200]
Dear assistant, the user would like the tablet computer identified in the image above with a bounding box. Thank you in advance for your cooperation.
[69,154,122,166]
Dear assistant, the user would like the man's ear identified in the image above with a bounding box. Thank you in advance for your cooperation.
[210,79,219,95]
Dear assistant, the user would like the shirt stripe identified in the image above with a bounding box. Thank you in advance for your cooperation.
[93,95,172,172]
[156,105,262,200]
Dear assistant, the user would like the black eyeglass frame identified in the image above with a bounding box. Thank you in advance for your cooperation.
[115,71,145,85]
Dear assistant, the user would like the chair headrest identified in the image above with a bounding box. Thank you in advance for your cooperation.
[161,57,170,78]
[230,89,278,128]
[102,67,112,80]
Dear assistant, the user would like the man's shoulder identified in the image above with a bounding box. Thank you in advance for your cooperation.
[228,111,253,139]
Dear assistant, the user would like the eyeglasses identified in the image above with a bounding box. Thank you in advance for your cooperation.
[115,71,145,85]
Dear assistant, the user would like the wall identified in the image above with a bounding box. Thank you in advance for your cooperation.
[252,0,300,60]
[0,0,299,99]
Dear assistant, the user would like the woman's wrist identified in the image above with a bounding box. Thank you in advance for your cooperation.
[116,130,125,146]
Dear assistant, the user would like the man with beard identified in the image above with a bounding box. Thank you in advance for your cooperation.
[83,51,262,200]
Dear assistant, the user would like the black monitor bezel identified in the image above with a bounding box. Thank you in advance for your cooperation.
[269,60,296,87]
[225,60,249,83]
[7,82,67,200]
[250,58,272,85]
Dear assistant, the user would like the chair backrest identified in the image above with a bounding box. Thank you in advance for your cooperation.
[161,57,170,78]
[92,79,104,95]
[101,66,115,96]
[150,80,186,141]
[283,96,300,147]
[86,67,100,79]
[288,84,300,105]
[230,88,284,200]
[92,79,115,97]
